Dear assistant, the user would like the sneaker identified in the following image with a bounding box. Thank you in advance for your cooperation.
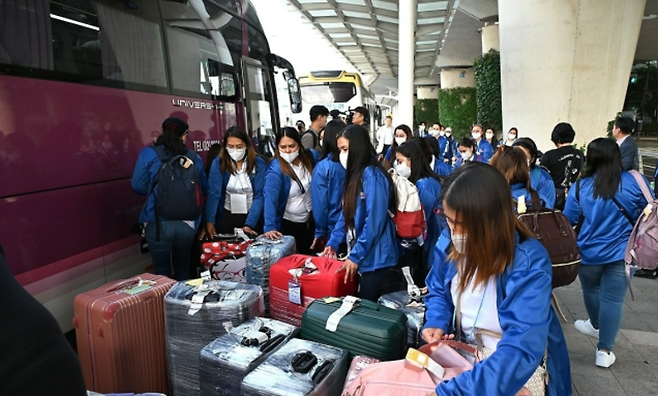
[575,319,600,339]
[596,349,616,368]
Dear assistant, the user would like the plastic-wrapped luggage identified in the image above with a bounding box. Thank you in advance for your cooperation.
[241,338,349,396]
[300,296,407,361]
[341,356,380,394]
[199,317,299,396]
[245,236,296,313]
[270,255,357,327]
[164,280,264,396]
[378,290,426,348]
[74,274,176,394]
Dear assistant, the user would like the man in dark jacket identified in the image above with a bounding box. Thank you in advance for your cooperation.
[0,245,87,396]
[540,122,583,210]
[613,116,639,171]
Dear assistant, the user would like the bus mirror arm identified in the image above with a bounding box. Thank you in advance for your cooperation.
[268,54,302,114]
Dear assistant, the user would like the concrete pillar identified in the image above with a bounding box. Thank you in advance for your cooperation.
[397,0,417,126]
[481,24,500,53]
[499,0,646,152]
[440,68,476,89]
[417,85,439,99]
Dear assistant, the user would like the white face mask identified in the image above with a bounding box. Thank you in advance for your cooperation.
[446,131,452,137]
[472,132,482,140]
[227,147,246,162]
[451,230,467,254]
[395,161,411,179]
[319,140,323,147]
[485,132,494,140]
[439,130,446,137]
[280,150,299,164]
[395,137,407,146]
[508,133,516,141]
[339,151,349,169]
[527,159,531,167]
[461,151,473,161]
[431,130,440,138]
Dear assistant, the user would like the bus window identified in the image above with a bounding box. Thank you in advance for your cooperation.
[301,82,357,106]
[0,0,168,93]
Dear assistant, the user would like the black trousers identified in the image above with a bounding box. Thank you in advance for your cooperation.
[281,218,315,255]
[219,210,249,234]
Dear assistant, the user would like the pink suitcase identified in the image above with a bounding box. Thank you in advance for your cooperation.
[73,273,176,394]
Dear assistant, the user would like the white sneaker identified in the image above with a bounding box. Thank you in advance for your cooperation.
[575,319,600,339]
[596,349,616,368]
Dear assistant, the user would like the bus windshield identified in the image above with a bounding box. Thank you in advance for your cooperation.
[301,82,357,104]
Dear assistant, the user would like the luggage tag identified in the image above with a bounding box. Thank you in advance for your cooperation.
[288,281,302,305]
[402,266,422,302]
[325,296,359,332]
[644,203,653,221]
[405,348,445,381]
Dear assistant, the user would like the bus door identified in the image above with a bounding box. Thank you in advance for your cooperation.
[241,57,277,157]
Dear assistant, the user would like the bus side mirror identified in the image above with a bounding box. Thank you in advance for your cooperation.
[287,77,302,114]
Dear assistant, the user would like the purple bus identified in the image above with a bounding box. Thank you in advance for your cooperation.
[0,0,301,331]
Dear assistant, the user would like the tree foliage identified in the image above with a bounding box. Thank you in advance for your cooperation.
[438,87,477,139]
[414,99,439,126]
[474,49,502,132]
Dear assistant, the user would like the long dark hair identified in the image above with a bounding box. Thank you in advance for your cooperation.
[397,140,443,185]
[275,127,314,177]
[155,117,188,156]
[391,124,413,159]
[441,162,532,293]
[320,119,346,161]
[339,125,394,230]
[582,138,622,199]
[205,143,221,176]
[219,126,258,175]
[512,137,539,168]
[423,136,441,157]
[490,145,531,192]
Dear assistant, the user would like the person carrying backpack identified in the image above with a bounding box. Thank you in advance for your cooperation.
[563,138,653,368]
[132,117,208,281]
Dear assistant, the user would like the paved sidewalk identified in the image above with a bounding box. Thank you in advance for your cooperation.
[554,276,658,395]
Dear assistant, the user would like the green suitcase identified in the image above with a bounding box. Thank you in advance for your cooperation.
[300,296,408,361]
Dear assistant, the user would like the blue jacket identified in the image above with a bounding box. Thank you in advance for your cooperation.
[311,157,346,238]
[438,136,447,156]
[432,157,451,177]
[476,139,494,162]
[442,137,456,162]
[416,177,445,267]
[530,166,556,209]
[425,230,571,396]
[451,155,484,172]
[263,151,319,232]
[564,172,653,265]
[131,145,209,228]
[327,166,399,272]
[510,183,554,210]
[205,155,267,228]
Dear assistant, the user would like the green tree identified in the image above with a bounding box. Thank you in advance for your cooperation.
[438,87,477,139]
[473,49,502,132]
[414,99,439,126]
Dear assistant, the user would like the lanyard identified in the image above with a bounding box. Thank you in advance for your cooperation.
[452,275,489,341]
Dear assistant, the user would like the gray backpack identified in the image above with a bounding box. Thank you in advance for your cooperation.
[626,170,658,299]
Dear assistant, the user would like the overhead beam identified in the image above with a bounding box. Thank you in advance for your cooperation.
[429,0,456,78]
[364,0,396,78]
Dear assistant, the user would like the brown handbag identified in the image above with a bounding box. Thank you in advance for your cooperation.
[517,190,581,288]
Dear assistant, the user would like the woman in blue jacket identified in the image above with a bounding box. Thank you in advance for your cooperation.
[564,138,653,368]
[513,137,556,208]
[382,124,413,168]
[490,146,554,210]
[311,119,347,252]
[423,162,571,396]
[322,125,399,301]
[471,124,494,162]
[395,140,445,286]
[262,127,317,254]
[204,126,266,237]
[131,117,208,280]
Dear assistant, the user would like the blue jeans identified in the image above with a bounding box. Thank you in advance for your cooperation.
[357,267,390,302]
[145,221,195,281]
[579,260,628,351]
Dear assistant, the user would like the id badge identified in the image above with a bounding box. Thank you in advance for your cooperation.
[230,193,249,214]
[288,281,302,305]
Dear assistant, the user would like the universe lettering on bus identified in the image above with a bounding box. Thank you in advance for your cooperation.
[193,140,222,152]
[171,99,224,111]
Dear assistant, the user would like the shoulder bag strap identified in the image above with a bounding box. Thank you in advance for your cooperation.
[610,196,635,226]
[629,170,654,203]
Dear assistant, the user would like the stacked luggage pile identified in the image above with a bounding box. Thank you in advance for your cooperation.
[75,234,429,396]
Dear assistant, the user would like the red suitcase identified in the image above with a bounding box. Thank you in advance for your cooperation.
[269,254,357,326]
[73,273,176,394]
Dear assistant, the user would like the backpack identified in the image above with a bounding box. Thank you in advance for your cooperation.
[517,189,580,288]
[150,145,202,237]
[624,170,658,299]
[388,169,425,239]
